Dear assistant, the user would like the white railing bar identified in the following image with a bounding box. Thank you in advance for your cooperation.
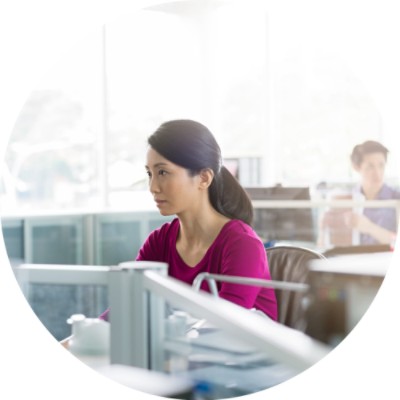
[251,199,400,209]
[14,264,110,285]
[192,272,309,294]
[142,270,330,372]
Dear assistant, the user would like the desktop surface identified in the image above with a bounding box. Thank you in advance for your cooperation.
[306,251,391,345]
[310,251,392,277]
[165,326,299,398]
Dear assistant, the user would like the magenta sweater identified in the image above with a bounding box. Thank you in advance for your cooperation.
[100,218,278,321]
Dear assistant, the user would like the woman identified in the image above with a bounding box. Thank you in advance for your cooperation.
[60,120,277,348]
[100,119,278,321]
[346,140,399,245]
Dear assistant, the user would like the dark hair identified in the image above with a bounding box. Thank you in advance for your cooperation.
[148,119,253,225]
[350,140,389,167]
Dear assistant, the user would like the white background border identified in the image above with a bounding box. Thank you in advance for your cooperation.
[1,1,399,399]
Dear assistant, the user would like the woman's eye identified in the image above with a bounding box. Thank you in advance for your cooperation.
[158,170,168,176]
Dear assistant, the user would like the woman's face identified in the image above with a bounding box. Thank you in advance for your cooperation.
[355,152,386,190]
[145,147,203,216]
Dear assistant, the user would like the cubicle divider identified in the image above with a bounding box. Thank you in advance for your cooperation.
[2,210,173,266]
[3,199,398,264]
[2,199,398,340]
[14,261,331,397]
[1,210,173,339]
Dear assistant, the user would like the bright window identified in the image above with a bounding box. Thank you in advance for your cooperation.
[1,0,392,214]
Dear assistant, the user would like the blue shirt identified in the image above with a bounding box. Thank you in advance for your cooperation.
[359,184,400,245]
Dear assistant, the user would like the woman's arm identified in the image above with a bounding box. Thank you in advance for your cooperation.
[60,335,72,349]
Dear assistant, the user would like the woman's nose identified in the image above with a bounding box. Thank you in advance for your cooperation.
[149,177,160,193]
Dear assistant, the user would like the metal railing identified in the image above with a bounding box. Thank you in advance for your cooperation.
[192,272,309,296]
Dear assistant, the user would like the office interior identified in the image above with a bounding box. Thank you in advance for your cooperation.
[0,1,399,398]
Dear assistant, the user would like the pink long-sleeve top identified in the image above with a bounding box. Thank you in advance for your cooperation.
[100,218,278,321]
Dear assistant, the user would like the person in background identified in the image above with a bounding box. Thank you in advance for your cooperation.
[346,140,399,245]
[61,120,277,348]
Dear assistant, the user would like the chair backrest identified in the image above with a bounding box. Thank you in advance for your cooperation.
[266,245,325,332]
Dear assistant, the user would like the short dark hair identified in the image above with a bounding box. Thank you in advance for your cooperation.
[148,119,253,225]
[350,140,389,167]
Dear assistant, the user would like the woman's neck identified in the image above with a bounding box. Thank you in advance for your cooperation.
[175,206,230,268]
[177,206,230,248]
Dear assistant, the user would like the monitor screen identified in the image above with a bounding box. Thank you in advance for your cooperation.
[245,186,315,244]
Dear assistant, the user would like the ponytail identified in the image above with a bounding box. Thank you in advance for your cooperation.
[209,166,253,226]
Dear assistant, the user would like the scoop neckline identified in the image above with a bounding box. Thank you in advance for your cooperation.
[173,219,237,269]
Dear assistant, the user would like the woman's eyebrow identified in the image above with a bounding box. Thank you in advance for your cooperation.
[145,162,169,169]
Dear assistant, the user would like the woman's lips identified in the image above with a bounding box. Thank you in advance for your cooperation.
[155,199,167,207]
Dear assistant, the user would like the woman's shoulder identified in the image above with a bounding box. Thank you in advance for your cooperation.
[150,217,179,239]
[220,219,263,245]
[223,219,255,232]
[215,220,266,261]
[137,218,178,260]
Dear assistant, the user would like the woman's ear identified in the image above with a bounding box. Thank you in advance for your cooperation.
[198,168,214,189]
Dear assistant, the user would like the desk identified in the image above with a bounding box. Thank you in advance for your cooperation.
[142,323,300,398]
[307,252,392,345]
[71,320,303,398]
[310,251,391,276]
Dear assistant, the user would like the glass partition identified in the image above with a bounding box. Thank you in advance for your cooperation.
[3,199,398,340]
[2,211,172,339]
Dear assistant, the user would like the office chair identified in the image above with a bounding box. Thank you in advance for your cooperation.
[192,245,325,333]
[265,245,325,332]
